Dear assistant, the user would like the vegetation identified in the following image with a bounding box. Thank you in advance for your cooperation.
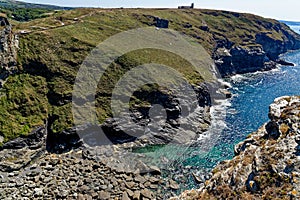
[0,7,52,21]
[0,7,297,142]
[0,0,72,22]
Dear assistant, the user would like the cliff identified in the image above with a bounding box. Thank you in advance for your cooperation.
[0,7,297,144]
[173,96,300,199]
[0,15,18,87]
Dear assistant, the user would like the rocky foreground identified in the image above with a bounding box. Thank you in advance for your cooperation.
[173,96,300,199]
[0,127,191,200]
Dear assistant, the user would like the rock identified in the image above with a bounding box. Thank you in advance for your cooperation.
[192,172,203,184]
[33,188,43,196]
[265,121,280,139]
[125,181,135,188]
[78,194,92,200]
[134,175,146,183]
[169,180,180,190]
[141,189,152,199]
[276,59,294,66]
[126,189,134,197]
[98,191,110,200]
[121,191,130,200]
[156,18,169,28]
[58,190,69,198]
[214,46,267,77]
[182,22,192,28]
[133,191,140,200]
[149,166,161,175]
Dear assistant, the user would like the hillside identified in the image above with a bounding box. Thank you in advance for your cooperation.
[0,7,299,146]
[0,0,72,21]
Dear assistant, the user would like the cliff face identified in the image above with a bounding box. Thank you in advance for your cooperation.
[0,16,18,87]
[173,96,300,199]
[214,22,300,76]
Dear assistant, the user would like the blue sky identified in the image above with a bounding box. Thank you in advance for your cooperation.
[20,0,300,21]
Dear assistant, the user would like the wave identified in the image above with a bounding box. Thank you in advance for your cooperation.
[230,74,248,83]
[217,78,232,88]
[197,98,231,144]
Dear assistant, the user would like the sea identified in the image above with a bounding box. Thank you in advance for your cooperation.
[180,24,300,189]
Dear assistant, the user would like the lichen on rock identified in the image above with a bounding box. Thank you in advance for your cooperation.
[173,96,300,199]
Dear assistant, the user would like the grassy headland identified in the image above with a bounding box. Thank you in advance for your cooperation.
[0,7,298,143]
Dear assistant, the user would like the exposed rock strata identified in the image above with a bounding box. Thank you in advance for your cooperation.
[0,16,18,87]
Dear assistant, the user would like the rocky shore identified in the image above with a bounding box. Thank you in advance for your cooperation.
[0,126,209,200]
[173,96,300,199]
[0,82,215,199]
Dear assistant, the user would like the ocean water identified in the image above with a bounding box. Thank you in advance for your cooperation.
[179,25,300,188]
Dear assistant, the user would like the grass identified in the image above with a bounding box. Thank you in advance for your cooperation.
[0,7,297,142]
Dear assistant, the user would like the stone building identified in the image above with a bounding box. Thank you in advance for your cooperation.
[178,3,194,9]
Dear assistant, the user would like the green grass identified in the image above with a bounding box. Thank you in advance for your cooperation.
[0,73,48,142]
[0,7,297,142]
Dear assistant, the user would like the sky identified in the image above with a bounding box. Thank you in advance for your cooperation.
[20,0,300,21]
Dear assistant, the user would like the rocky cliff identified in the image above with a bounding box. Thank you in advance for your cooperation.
[173,96,300,199]
[213,18,300,76]
[0,15,18,87]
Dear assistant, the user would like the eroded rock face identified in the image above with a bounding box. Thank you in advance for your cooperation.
[80,83,212,148]
[215,46,270,76]
[0,16,19,87]
[173,96,300,199]
[213,23,300,77]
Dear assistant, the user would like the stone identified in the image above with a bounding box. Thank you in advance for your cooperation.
[182,22,192,28]
[126,189,134,197]
[33,188,43,196]
[125,181,135,188]
[149,166,161,175]
[192,172,203,184]
[134,175,146,183]
[133,191,140,200]
[78,185,90,193]
[156,18,169,29]
[169,180,180,190]
[141,189,152,199]
[265,121,280,139]
[121,191,130,200]
[98,191,110,200]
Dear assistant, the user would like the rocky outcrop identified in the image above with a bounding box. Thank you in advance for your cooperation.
[0,15,18,87]
[215,46,273,75]
[80,83,212,149]
[213,23,300,77]
[0,126,46,172]
[173,96,300,199]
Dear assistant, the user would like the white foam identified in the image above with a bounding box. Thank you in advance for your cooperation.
[197,98,231,144]
[230,74,248,83]
[217,78,232,88]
